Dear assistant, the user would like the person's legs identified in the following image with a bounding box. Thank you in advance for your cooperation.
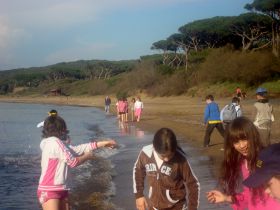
[131,110,134,121]
[42,199,60,210]
[135,108,142,122]
[258,128,271,147]
[203,124,215,147]
[216,123,225,138]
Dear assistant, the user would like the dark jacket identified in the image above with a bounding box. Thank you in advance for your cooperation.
[133,144,199,210]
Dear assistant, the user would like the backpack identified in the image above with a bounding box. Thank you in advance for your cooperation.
[222,104,237,123]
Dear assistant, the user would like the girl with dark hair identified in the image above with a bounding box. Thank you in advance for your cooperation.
[38,115,117,210]
[133,128,199,210]
[207,117,280,209]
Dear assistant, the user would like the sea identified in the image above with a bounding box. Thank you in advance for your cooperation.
[0,102,230,210]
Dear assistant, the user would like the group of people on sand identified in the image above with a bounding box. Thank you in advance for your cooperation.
[202,87,278,210]
[36,87,279,210]
[203,87,274,148]
[113,96,144,122]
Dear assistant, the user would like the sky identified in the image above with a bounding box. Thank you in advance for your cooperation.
[0,0,252,70]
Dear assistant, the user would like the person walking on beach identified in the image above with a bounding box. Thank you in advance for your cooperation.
[134,97,143,122]
[37,114,117,210]
[203,94,224,147]
[133,128,199,210]
[220,96,242,128]
[130,98,136,122]
[244,143,280,202]
[104,96,111,114]
[207,117,280,209]
[253,87,274,146]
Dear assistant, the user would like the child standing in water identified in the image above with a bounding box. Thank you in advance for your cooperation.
[207,117,280,209]
[133,128,199,210]
[37,114,117,210]
[134,97,143,122]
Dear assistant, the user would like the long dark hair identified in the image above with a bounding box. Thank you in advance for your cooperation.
[42,115,68,140]
[153,128,177,154]
[219,117,263,199]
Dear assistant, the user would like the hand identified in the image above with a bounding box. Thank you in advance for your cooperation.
[97,139,117,149]
[136,197,148,210]
[206,190,231,204]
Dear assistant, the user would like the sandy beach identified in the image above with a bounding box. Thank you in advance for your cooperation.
[1,94,279,166]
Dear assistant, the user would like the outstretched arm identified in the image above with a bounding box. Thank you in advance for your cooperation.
[76,139,117,166]
[96,139,117,148]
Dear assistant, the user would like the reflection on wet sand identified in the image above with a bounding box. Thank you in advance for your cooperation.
[118,121,145,138]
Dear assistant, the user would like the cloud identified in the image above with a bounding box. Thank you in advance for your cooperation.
[1,0,200,27]
[0,0,208,69]
[44,41,116,64]
[0,16,31,69]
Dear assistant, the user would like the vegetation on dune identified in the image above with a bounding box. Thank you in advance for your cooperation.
[1,0,280,97]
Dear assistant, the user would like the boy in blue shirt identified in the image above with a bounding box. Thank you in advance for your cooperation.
[203,95,225,147]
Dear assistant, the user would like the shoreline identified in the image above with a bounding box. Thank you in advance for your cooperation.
[1,94,279,175]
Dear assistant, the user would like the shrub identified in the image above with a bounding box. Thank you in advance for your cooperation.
[196,47,278,86]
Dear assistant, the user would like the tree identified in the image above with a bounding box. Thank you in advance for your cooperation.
[245,0,280,57]
[230,13,272,52]
[178,16,237,49]
[151,40,178,65]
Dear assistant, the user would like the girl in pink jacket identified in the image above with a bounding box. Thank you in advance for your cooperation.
[207,117,280,209]
[38,114,116,210]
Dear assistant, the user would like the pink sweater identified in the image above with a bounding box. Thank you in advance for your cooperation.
[231,160,280,210]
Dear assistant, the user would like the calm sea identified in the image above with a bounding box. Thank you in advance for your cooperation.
[0,102,230,210]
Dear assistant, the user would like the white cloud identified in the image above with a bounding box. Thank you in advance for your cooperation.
[0,0,207,69]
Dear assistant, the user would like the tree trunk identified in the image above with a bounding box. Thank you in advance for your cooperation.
[184,47,189,71]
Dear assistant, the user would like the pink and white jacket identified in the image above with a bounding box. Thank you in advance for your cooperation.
[38,137,97,191]
[232,160,280,210]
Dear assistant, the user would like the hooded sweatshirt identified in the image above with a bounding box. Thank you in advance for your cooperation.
[133,144,199,210]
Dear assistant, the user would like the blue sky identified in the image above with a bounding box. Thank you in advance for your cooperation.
[0,0,252,70]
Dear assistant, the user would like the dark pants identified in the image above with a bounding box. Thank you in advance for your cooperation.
[203,123,225,147]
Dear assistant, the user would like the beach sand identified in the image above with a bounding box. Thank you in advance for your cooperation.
[2,94,279,169]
